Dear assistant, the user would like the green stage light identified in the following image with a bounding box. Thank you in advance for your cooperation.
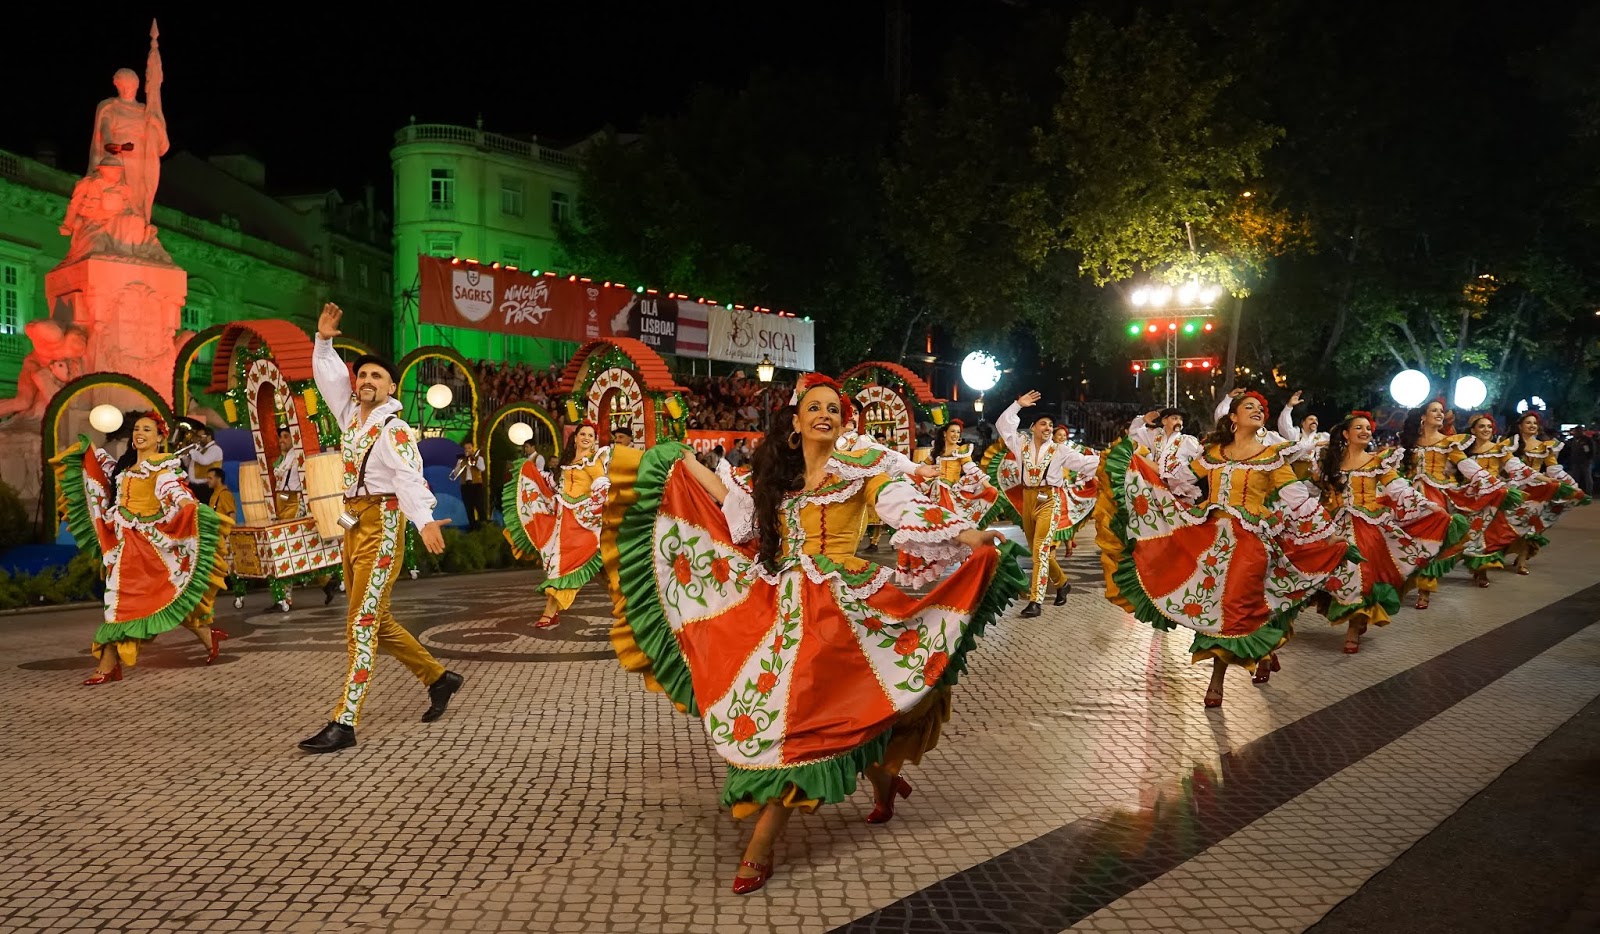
[1183,321,1197,334]
[1151,361,1164,371]
[1128,322,1142,336]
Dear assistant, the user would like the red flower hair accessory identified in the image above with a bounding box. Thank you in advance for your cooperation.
[1345,410,1375,425]
[947,418,965,430]
[789,373,855,425]
[137,410,169,438]
[1469,412,1496,432]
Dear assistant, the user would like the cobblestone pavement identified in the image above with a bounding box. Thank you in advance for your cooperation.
[2,512,1597,933]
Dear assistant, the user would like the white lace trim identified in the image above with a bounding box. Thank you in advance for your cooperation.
[744,554,896,601]
[722,484,757,545]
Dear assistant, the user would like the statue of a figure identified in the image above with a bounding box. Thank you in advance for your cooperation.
[0,321,89,424]
[85,21,167,229]
[58,154,171,264]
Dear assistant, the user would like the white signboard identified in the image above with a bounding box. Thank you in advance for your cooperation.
[705,307,815,370]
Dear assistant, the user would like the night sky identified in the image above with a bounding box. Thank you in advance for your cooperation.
[6,3,1027,197]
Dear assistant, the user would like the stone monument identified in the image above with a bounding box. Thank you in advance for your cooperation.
[0,21,189,527]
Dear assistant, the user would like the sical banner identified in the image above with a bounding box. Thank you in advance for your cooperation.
[705,306,815,370]
[685,430,764,456]
[417,255,801,366]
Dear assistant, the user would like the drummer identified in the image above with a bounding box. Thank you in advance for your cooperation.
[273,424,307,519]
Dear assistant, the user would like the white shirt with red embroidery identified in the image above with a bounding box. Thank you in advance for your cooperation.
[313,335,438,530]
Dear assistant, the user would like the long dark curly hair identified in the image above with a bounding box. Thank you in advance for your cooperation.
[1319,414,1371,495]
[1399,407,1428,476]
[931,420,965,459]
[748,405,806,573]
[558,422,600,469]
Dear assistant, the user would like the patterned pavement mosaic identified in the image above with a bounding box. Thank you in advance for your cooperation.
[1,512,1596,933]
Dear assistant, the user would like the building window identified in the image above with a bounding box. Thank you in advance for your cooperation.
[500,178,524,217]
[0,263,20,334]
[430,168,455,206]
[181,297,207,333]
[426,236,456,258]
[333,251,346,281]
[382,271,392,294]
[358,262,370,289]
[550,190,571,225]
[502,248,522,267]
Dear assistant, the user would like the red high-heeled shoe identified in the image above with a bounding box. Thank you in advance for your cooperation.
[83,665,122,685]
[535,614,560,630]
[206,629,229,665]
[865,776,913,824]
[1415,593,1430,609]
[731,860,772,895]
[1204,686,1223,709]
[1252,654,1281,684]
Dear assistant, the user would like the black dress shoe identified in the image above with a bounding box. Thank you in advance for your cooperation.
[323,578,339,605]
[422,670,464,722]
[1054,583,1071,606]
[1020,601,1043,618]
[298,721,356,753]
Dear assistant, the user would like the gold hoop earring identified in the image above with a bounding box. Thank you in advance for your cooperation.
[787,431,801,449]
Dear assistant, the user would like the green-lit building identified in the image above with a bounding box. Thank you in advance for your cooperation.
[390,121,590,367]
[0,145,391,400]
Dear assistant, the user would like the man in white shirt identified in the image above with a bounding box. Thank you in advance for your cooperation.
[452,440,487,529]
[186,426,224,504]
[299,302,463,754]
[997,390,1099,617]
[272,424,306,519]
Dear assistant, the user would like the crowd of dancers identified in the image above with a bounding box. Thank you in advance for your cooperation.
[49,311,1591,894]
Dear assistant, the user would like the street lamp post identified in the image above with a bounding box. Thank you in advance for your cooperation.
[757,354,775,432]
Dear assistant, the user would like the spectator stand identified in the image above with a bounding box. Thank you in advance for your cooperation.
[840,361,952,461]
[558,338,690,447]
[207,319,343,612]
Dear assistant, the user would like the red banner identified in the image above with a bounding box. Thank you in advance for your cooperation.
[685,430,764,455]
[418,254,631,342]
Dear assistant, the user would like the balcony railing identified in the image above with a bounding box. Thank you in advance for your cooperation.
[395,124,581,170]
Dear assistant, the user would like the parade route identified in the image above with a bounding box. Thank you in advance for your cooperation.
[2,512,1596,933]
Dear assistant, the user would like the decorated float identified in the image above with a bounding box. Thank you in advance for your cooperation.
[557,338,689,446]
[206,319,343,611]
[840,361,950,457]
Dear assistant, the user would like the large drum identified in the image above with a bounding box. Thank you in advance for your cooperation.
[237,461,273,525]
[304,451,345,541]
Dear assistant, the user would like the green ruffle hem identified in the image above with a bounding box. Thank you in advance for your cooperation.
[1099,437,1332,668]
[540,553,602,595]
[616,443,1028,810]
[55,439,228,645]
[500,459,539,559]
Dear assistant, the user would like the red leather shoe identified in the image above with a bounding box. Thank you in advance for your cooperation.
[1415,594,1430,609]
[206,629,229,665]
[1252,654,1281,684]
[731,860,772,895]
[1203,687,1223,709]
[865,777,913,824]
[535,614,560,630]
[83,665,122,685]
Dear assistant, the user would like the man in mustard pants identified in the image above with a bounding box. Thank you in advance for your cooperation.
[997,390,1100,617]
[297,303,464,754]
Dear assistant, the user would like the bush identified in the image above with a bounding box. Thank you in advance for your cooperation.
[0,551,102,610]
[0,481,31,550]
[415,523,532,577]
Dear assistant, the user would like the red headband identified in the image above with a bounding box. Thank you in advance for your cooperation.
[789,373,856,425]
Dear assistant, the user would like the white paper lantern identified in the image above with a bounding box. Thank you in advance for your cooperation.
[426,383,454,409]
[1389,370,1431,408]
[960,352,1002,392]
[1453,376,1487,410]
[89,404,124,434]
[507,422,534,445]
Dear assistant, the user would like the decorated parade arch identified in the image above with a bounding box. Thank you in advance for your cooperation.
[840,361,950,456]
[558,338,689,446]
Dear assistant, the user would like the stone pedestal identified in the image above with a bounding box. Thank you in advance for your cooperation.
[46,254,187,402]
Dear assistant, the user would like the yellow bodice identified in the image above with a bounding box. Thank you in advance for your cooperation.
[781,472,893,564]
[1467,441,1511,479]
[119,472,161,518]
[1413,434,1469,485]
[1191,443,1300,518]
[1516,438,1559,471]
[560,456,607,501]
[1323,452,1401,515]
